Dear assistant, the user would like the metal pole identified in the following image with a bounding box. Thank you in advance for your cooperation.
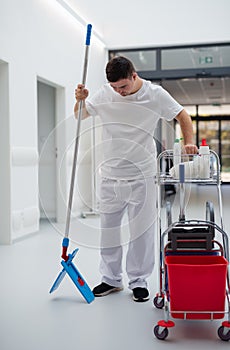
[62,25,92,260]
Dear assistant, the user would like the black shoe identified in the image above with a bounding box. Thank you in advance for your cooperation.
[132,287,149,302]
[93,282,123,297]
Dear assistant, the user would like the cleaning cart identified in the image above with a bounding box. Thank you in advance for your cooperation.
[153,149,230,341]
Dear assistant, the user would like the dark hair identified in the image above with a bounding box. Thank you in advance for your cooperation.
[106,56,135,82]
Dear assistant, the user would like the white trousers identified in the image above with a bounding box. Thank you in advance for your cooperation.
[99,177,157,290]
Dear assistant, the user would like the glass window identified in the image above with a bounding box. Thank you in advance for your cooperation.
[183,105,197,116]
[198,104,230,116]
[162,46,230,70]
[111,50,156,71]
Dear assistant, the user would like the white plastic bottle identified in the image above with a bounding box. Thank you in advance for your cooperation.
[193,154,200,179]
[173,138,182,166]
[199,138,210,179]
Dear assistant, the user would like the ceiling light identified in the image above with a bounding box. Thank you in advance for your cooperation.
[56,0,105,46]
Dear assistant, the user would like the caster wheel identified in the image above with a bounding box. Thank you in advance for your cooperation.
[218,326,230,341]
[153,296,164,309]
[153,325,169,340]
[81,213,86,219]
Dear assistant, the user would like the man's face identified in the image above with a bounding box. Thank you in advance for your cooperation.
[109,73,137,96]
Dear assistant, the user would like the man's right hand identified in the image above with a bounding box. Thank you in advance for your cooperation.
[74,84,89,119]
[75,84,89,101]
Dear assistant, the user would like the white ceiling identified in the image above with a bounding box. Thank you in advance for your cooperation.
[161,77,230,106]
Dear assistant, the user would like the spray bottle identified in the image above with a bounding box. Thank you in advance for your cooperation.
[173,137,183,166]
[199,138,210,179]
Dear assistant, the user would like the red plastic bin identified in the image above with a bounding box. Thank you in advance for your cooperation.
[165,255,228,320]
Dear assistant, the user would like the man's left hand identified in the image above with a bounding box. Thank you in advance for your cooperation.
[184,143,198,154]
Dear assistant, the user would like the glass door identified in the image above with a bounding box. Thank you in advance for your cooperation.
[198,120,219,154]
[220,121,230,181]
[195,118,230,182]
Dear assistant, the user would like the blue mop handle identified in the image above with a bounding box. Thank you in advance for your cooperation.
[85,24,92,46]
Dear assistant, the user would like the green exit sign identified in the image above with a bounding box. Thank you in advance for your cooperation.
[199,56,213,64]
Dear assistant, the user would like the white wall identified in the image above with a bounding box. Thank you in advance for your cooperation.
[0,61,11,244]
[0,0,106,242]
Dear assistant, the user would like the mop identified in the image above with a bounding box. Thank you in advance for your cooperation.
[49,24,95,304]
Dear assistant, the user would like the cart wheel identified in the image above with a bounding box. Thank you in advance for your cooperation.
[153,296,164,309]
[218,326,230,341]
[153,325,169,340]
[205,201,215,235]
[166,201,172,227]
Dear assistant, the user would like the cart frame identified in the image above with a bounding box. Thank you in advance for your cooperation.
[153,149,230,341]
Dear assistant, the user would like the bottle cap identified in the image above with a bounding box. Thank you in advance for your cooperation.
[174,137,183,143]
[201,138,208,146]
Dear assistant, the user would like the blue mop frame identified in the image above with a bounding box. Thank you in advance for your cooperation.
[49,246,95,304]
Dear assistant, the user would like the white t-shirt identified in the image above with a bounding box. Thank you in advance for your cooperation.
[86,80,183,180]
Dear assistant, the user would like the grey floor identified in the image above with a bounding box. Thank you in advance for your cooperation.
[1,185,230,350]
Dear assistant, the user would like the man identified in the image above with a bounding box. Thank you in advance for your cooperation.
[74,56,197,302]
